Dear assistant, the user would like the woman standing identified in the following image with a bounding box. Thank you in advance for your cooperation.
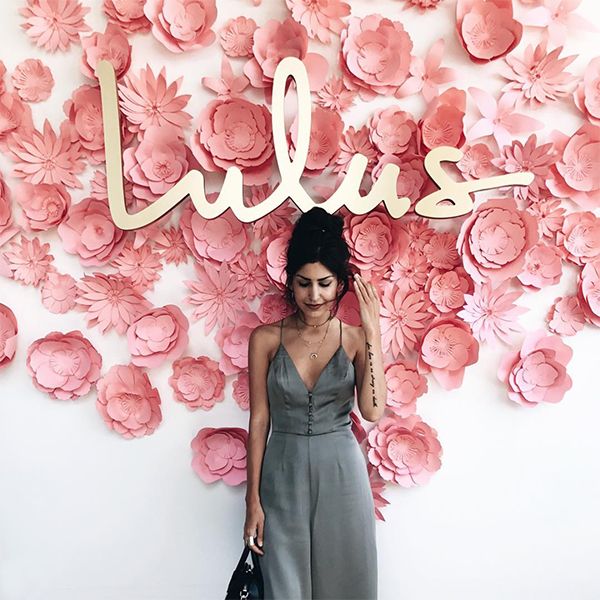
[244,207,386,599]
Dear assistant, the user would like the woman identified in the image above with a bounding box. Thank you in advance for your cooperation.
[244,207,386,599]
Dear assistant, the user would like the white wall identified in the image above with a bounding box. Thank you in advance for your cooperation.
[0,1,599,599]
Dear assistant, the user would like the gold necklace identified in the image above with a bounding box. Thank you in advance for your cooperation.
[294,312,333,359]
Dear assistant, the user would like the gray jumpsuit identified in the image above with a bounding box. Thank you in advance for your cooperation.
[257,318,378,600]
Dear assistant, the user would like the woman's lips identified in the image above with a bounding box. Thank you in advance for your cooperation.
[307,304,322,309]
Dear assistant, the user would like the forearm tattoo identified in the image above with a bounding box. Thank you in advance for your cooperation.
[366,341,377,407]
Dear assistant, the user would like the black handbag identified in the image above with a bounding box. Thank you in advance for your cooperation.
[225,544,264,599]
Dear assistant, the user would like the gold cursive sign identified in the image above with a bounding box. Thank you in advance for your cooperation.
[96,57,534,230]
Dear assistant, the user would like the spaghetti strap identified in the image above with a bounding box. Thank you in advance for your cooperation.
[280,318,284,344]
[339,318,342,347]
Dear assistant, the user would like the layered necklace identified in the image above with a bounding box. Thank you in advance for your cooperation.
[294,310,334,359]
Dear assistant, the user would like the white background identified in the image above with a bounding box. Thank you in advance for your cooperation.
[1,1,599,599]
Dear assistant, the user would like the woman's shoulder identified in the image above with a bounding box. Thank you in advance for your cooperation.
[251,320,283,360]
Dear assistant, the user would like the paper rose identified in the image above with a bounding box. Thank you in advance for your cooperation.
[15,183,70,232]
[497,330,573,407]
[517,243,563,289]
[127,305,189,368]
[367,414,442,487]
[40,272,78,314]
[285,0,350,44]
[191,427,248,485]
[369,107,416,156]
[556,211,600,266]
[103,0,151,34]
[426,268,472,314]
[11,58,54,102]
[456,0,522,63]
[457,197,539,285]
[80,23,131,80]
[144,0,217,53]
[578,259,600,327]
[385,361,428,417]
[58,197,126,266]
[26,330,102,400]
[574,56,600,125]
[96,364,162,439]
[372,154,427,203]
[340,14,413,100]
[418,317,479,390]
[169,355,226,410]
[191,97,274,185]
[0,303,18,368]
[0,92,33,142]
[546,296,585,337]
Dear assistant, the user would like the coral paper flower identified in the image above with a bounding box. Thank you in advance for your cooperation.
[103,0,151,34]
[369,107,416,156]
[11,58,54,102]
[26,330,102,400]
[191,427,248,485]
[0,92,34,141]
[19,0,91,53]
[2,236,54,287]
[578,259,600,327]
[80,23,132,81]
[556,211,600,266]
[0,303,18,368]
[15,182,70,231]
[285,0,350,44]
[169,355,225,410]
[498,330,573,406]
[517,243,562,289]
[97,364,162,439]
[546,296,585,337]
[367,414,442,487]
[127,305,189,368]
[40,272,78,314]
[219,16,257,58]
[385,361,428,417]
[316,76,356,112]
[574,57,600,126]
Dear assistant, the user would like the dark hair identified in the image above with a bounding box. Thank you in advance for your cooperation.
[284,207,355,315]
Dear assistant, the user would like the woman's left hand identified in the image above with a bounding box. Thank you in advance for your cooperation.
[353,273,381,338]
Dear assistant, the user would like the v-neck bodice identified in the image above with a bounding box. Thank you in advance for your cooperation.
[266,317,356,436]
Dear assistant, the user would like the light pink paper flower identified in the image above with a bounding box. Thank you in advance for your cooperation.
[154,226,190,265]
[81,23,132,81]
[111,241,163,293]
[457,197,539,284]
[191,427,248,485]
[517,243,562,289]
[103,0,151,33]
[191,97,273,185]
[457,143,497,179]
[19,0,91,52]
[230,251,272,302]
[498,330,573,406]
[11,58,54,102]
[6,120,85,188]
[427,268,472,314]
[417,317,479,390]
[316,76,356,112]
[285,0,350,44]
[76,273,152,335]
[215,311,263,375]
[334,126,378,175]
[420,88,466,151]
[556,211,600,266]
[546,296,585,336]
[372,155,427,204]
[526,197,565,241]
[368,464,391,522]
[403,0,444,9]
[15,183,70,232]
[423,231,461,270]
[58,197,126,266]
[127,305,189,368]
[26,330,102,400]
[40,272,78,314]
[385,361,428,417]
[458,279,527,345]
[97,364,162,439]
[0,174,19,250]
[119,65,192,137]
[456,0,522,62]
[499,42,577,107]
[202,57,250,99]
[388,249,429,292]
[169,355,225,410]
[144,0,217,53]
[574,57,600,126]
[219,16,257,57]
[578,259,600,327]
[2,236,53,287]
[340,14,413,101]
[404,218,436,253]
[0,303,18,368]
[232,371,250,411]
[367,414,442,487]
[369,107,416,156]
[0,92,34,141]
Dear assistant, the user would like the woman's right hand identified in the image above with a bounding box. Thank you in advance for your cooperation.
[244,500,265,555]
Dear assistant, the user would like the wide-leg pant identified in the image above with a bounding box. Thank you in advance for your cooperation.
[257,428,378,600]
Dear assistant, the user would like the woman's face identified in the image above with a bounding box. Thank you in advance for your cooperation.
[291,262,341,316]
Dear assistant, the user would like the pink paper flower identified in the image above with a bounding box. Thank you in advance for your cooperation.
[127,305,189,368]
[334,126,378,175]
[76,273,152,335]
[232,371,250,411]
[578,259,600,326]
[546,296,585,336]
[404,218,436,253]
[457,143,497,179]
[458,280,527,345]
[556,211,600,266]
[144,0,217,53]
[385,361,428,417]
[97,364,162,439]
[285,0,350,44]
[403,0,444,9]
[367,414,442,487]
[499,42,577,107]
[0,303,18,368]
[40,272,78,314]
[202,57,250,99]
[26,330,102,400]
[388,249,429,292]
[418,317,479,390]
[368,464,391,522]
[0,92,34,141]
[517,243,562,289]
[19,0,91,52]
[191,427,248,485]
[457,197,539,284]
[0,174,19,248]
[526,196,565,241]
[219,16,257,58]
[316,76,356,112]
[340,15,413,100]
[498,330,573,406]
[103,0,151,33]
[6,120,85,188]
[574,57,600,126]
[169,355,225,410]
[119,65,192,137]
[427,268,472,314]
[58,197,126,266]
[2,236,53,287]
[423,231,461,270]
[214,311,263,375]
[81,23,132,81]
[191,97,274,185]
[15,183,70,232]
[369,107,416,156]
[420,88,466,151]
[111,241,163,293]
[11,59,54,102]
[456,0,522,62]
[154,226,190,265]
[372,154,427,205]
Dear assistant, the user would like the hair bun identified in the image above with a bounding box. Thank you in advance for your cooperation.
[295,207,343,239]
